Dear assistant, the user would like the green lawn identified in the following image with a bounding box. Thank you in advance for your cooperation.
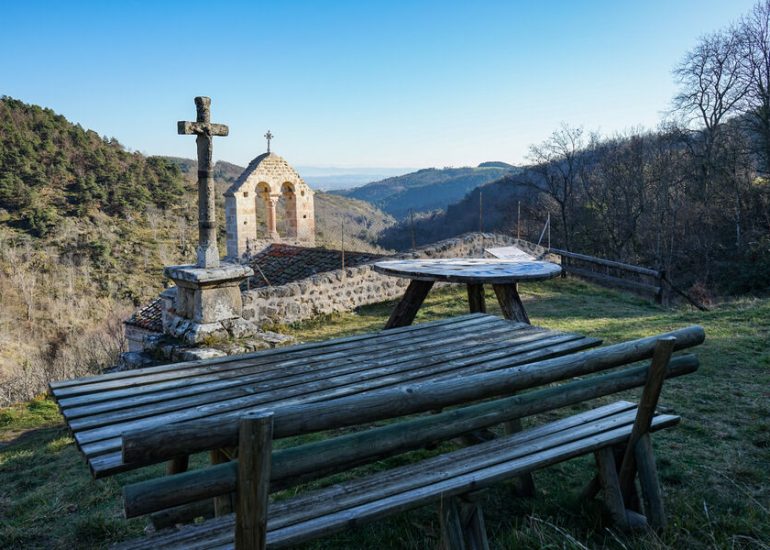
[1,278,768,549]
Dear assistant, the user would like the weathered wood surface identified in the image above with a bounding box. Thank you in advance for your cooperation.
[635,433,666,530]
[235,413,272,550]
[120,326,703,470]
[50,314,606,477]
[115,410,680,550]
[383,279,434,328]
[466,284,486,314]
[122,355,700,519]
[373,258,562,284]
[492,283,529,323]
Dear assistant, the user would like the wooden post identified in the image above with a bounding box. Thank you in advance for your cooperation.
[211,449,234,516]
[635,433,666,530]
[440,494,490,550]
[466,284,486,313]
[492,284,530,324]
[503,419,535,497]
[166,456,189,475]
[617,337,675,506]
[235,412,274,550]
[384,280,434,329]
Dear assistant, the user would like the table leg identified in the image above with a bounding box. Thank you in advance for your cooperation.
[211,449,234,516]
[166,455,189,475]
[385,280,434,329]
[466,284,486,313]
[492,283,530,324]
[504,420,536,496]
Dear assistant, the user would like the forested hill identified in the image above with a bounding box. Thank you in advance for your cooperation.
[332,164,518,219]
[0,97,186,237]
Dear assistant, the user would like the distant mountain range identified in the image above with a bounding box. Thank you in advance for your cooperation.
[331,163,519,219]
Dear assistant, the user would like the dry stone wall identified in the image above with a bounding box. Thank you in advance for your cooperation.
[241,233,545,328]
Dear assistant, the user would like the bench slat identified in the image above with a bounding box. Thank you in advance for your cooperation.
[56,316,513,410]
[52,315,502,397]
[63,324,544,425]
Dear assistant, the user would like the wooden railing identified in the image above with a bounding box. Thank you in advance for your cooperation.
[549,248,667,304]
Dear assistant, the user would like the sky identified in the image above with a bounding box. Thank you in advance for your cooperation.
[1,0,760,174]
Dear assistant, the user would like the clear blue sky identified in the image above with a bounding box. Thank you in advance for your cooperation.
[1,0,759,172]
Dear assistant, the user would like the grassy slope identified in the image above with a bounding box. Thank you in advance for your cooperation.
[1,279,768,549]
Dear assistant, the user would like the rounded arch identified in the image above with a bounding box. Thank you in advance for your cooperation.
[280,181,299,238]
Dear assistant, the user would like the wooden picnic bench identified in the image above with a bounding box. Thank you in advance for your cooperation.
[49,314,600,479]
[99,324,704,549]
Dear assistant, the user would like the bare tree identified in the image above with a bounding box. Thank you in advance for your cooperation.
[526,124,587,250]
[740,0,770,174]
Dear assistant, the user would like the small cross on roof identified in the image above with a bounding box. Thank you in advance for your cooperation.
[265,130,274,153]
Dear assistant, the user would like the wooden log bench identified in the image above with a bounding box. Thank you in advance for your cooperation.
[113,326,704,549]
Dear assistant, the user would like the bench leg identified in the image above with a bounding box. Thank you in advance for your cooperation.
[211,449,234,516]
[441,495,490,550]
[492,284,530,324]
[635,434,666,530]
[503,420,536,497]
[385,280,434,329]
[595,448,647,530]
[236,413,274,550]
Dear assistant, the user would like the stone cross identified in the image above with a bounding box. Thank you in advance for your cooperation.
[178,97,229,268]
[264,130,273,153]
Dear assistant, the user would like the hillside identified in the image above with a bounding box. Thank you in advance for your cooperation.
[377,174,538,250]
[0,99,394,405]
[333,164,518,219]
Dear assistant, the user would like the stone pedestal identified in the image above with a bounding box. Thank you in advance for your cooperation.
[164,263,254,344]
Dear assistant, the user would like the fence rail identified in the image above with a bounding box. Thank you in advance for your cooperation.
[549,248,666,304]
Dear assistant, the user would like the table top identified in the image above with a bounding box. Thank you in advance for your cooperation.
[49,313,598,478]
[373,258,562,284]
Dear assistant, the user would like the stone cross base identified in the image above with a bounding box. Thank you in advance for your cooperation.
[164,263,254,344]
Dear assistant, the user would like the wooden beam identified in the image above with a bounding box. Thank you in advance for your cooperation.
[235,412,273,550]
[466,284,487,314]
[121,327,703,467]
[492,284,529,323]
[384,280,434,328]
[550,248,661,278]
[122,356,698,518]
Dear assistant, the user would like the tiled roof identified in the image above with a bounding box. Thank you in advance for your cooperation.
[125,297,163,333]
[248,244,386,288]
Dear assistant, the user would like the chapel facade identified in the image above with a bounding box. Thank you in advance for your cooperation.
[225,152,315,259]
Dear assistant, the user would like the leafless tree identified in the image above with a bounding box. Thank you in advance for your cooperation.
[739,0,770,173]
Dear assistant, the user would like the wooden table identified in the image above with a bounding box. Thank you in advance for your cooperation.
[373,258,562,327]
[49,313,598,479]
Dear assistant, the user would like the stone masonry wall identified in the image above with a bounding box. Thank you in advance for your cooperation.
[241,233,546,328]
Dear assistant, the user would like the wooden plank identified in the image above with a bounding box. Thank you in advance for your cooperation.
[63,321,533,422]
[492,284,529,324]
[466,284,486,313]
[70,327,560,436]
[119,328,701,468]
[384,279,434,328]
[235,412,272,550]
[50,313,488,390]
[79,331,596,454]
[58,316,510,411]
[563,266,661,295]
[550,248,661,278]
[53,315,498,399]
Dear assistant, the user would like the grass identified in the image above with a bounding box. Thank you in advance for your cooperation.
[1,278,769,549]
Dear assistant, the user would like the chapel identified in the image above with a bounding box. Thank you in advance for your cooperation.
[225,148,315,259]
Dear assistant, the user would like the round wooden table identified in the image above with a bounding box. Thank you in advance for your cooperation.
[373,258,562,327]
